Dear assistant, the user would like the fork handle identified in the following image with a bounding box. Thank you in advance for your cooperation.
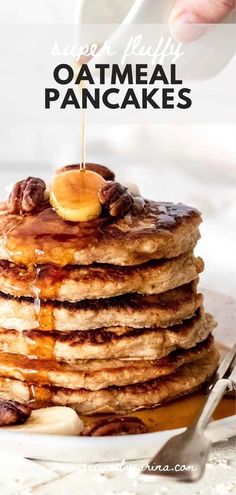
[194,378,231,432]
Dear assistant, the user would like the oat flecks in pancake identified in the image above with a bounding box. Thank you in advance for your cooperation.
[0,200,201,266]
[0,310,215,361]
[0,336,214,390]
[0,252,204,301]
[0,345,219,414]
[0,282,202,331]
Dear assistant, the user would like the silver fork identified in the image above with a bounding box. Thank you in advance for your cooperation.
[142,345,236,482]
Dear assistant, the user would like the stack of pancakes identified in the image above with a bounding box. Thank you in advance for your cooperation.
[0,199,219,414]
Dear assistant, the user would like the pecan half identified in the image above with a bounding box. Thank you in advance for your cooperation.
[0,399,31,426]
[56,163,115,181]
[98,181,134,218]
[8,177,46,215]
[82,416,147,436]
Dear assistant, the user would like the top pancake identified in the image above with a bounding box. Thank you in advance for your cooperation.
[0,200,201,266]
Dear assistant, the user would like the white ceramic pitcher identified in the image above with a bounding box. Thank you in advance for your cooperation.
[73,0,235,79]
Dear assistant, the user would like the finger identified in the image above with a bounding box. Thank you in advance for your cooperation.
[169,0,235,42]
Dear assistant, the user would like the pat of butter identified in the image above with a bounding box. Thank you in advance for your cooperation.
[123,182,140,197]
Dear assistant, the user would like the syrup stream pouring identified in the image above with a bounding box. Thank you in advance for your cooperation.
[142,344,236,482]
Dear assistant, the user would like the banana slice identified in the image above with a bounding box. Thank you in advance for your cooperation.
[50,169,105,222]
[5,406,84,435]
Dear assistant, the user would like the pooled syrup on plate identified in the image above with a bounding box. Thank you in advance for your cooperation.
[82,343,236,433]
[82,392,236,433]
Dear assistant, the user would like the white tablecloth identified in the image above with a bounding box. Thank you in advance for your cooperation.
[0,437,235,495]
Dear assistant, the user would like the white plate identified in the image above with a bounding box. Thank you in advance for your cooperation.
[0,415,235,463]
[0,289,235,463]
